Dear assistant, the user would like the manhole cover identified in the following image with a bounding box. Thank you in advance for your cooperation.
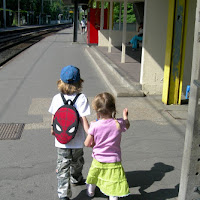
[0,123,25,140]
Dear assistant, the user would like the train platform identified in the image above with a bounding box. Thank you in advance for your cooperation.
[1,24,143,97]
[0,26,188,200]
[0,24,141,95]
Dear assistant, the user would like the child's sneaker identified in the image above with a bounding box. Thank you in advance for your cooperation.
[86,190,95,197]
[71,178,85,186]
[86,184,95,197]
[109,197,118,200]
[59,197,70,200]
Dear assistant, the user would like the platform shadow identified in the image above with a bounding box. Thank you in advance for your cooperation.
[126,162,174,193]
[116,46,142,63]
[121,184,179,200]
[124,162,178,200]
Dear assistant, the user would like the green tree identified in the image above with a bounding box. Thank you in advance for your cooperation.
[1,0,39,13]
[114,2,136,23]
[50,0,64,19]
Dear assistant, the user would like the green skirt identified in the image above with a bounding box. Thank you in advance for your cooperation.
[86,159,130,197]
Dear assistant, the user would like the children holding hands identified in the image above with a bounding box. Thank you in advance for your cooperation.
[49,65,130,200]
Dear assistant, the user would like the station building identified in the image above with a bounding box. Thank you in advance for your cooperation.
[83,0,198,105]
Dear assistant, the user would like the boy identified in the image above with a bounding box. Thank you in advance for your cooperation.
[49,65,90,200]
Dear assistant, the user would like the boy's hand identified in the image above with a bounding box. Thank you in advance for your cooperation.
[51,127,55,135]
[90,141,95,148]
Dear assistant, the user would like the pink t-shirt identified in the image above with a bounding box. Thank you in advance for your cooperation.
[88,118,127,163]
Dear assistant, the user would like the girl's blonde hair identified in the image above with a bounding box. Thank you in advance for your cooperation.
[92,92,116,118]
[57,79,84,95]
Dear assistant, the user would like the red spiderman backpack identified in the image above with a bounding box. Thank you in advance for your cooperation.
[53,93,81,144]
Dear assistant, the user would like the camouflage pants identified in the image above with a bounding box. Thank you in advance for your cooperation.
[56,148,84,198]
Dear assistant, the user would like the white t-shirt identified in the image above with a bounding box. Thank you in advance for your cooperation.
[49,93,90,148]
[81,19,86,27]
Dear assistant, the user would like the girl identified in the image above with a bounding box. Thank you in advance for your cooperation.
[84,92,130,200]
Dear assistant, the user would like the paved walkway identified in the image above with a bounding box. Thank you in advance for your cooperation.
[0,26,189,200]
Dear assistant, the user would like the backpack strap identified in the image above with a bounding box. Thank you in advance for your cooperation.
[72,93,82,105]
[60,93,68,105]
[60,93,82,105]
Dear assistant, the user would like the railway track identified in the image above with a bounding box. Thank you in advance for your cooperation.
[0,23,72,67]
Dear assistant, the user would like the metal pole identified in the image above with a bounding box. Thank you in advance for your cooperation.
[73,0,78,42]
[108,0,113,53]
[178,0,200,199]
[121,0,127,63]
[119,2,122,30]
[18,0,20,26]
[41,0,44,24]
[3,0,6,28]
[100,0,104,30]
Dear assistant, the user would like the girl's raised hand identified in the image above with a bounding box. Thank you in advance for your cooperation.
[123,108,130,129]
[123,108,129,120]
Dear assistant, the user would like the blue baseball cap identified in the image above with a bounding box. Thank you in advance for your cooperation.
[60,65,80,84]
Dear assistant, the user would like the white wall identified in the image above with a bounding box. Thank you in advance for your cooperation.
[98,30,137,46]
[141,0,168,95]
[97,0,195,96]
[141,0,196,96]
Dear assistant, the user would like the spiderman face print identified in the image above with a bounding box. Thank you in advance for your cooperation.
[53,106,79,144]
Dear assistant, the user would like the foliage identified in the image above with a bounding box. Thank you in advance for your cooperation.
[0,0,68,20]
[50,0,64,19]
[1,0,136,24]
[1,0,41,13]
[91,1,136,23]
[114,2,136,23]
